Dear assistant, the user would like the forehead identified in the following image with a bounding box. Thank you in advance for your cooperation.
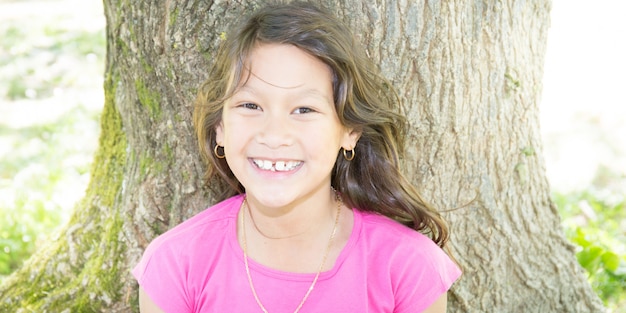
[236,43,333,90]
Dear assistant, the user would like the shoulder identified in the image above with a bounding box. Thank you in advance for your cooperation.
[354,210,461,311]
[356,210,461,286]
[131,196,243,312]
[139,195,242,262]
[359,209,457,269]
[358,210,439,253]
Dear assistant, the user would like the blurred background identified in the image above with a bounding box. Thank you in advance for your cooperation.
[0,0,624,310]
[0,0,104,279]
[541,2,626,311]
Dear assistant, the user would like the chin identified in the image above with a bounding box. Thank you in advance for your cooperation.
[247,189,297,208]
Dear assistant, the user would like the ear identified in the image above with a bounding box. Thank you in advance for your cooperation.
[215,122,224,146]
[341,128,361,151]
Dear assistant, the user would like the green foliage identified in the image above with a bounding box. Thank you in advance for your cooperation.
[555,190,626,311]
[0,105,100,281]
[0,199,61,276]
[0,74,124,312]
[0,2,104,283]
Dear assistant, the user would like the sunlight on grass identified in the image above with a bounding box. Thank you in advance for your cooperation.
[0,0,105,278]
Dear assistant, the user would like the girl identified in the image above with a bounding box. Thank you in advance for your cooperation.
[133,2,461,312]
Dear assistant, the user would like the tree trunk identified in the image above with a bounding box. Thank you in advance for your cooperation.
[0,0,605,312]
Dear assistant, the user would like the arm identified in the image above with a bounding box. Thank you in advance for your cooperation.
[421,292,447,313]
[139,286,165,313]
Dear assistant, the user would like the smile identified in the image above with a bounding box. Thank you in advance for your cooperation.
[252,159,302,172]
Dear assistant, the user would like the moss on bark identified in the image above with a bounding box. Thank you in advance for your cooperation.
[134,78,161,119]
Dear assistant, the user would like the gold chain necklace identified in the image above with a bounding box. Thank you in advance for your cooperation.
[241,193,342,313]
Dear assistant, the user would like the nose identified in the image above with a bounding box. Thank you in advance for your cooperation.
[255,112,294,148]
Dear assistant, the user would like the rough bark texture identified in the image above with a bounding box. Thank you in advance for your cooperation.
[0,0,605,312]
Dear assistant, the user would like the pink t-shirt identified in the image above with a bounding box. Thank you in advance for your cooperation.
[133,195,461,312]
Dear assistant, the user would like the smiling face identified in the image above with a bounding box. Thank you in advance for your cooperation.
[215,43,358,210]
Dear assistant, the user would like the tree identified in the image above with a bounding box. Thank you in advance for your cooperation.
[0,0,605,312]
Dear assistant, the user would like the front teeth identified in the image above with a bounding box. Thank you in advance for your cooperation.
[253,159,300,171]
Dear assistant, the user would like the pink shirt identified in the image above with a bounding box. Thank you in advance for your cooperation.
[133,195,461,312]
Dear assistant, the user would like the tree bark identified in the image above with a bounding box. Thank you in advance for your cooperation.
[0,0,605,312]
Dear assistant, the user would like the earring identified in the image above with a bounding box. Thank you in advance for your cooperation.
[343,148,355,161]
[214,145,225,159]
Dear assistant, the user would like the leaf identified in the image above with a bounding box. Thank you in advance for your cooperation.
[601,251,620,272]
[578,246,604,272]
[573,228,592,247]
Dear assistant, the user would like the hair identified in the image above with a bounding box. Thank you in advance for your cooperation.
[193,2,450,248]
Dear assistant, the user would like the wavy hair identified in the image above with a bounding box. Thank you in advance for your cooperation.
[193,2,450,248]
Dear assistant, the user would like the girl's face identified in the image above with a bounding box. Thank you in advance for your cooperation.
[216,43,358,209]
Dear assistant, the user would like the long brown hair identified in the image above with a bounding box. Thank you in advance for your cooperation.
[194,2,450,248]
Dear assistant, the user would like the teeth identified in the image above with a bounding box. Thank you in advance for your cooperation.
[275,161,285,171]
[253,159,300,171]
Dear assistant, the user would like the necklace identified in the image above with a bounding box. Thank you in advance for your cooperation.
[241,192,342,313]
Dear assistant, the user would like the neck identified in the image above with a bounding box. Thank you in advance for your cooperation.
[244,189,337,240]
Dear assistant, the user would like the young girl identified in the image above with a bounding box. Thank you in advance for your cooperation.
[133,2,461,312]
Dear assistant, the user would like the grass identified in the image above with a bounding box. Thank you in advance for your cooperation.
[0,0,105,279]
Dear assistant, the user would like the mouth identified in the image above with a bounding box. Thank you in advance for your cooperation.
[251,159,302,172]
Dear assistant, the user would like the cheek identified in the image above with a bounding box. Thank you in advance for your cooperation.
[221,118,253,147]
[311,131,344,160]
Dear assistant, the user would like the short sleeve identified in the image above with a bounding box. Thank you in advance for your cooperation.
[131,196,240,313]
[132,236,193,313]
[392,236,462,313]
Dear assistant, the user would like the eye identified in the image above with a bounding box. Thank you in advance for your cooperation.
[293,107,315,114]
[239,102,261,110]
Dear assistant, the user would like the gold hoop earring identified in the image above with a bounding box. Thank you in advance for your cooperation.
[343,148,355,161]
[214,145,225,159]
